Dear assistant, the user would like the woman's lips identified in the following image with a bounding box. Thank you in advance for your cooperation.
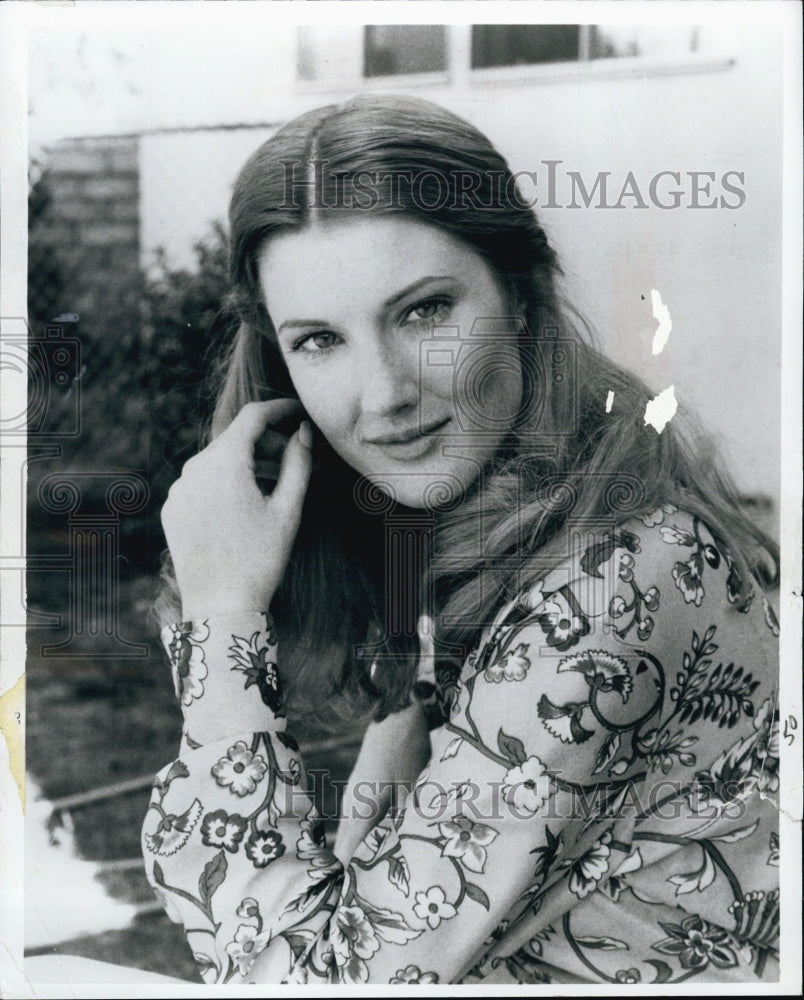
[366,418,451,459]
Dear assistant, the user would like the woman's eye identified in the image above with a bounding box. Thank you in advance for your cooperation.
[403,297,452,325]
[293,331,340,354]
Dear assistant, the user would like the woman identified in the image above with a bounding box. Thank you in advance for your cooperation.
[143,96,780,985]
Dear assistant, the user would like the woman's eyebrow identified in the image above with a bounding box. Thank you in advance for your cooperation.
[382,275,461,311]
[275,275,462,335]
[276,317,332,334]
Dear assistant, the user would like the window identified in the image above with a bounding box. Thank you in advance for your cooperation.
[471,25,581,69]
[364,26,446,78]
[297,26,363,84]
[589,25,701,61]
[295,25,715,87]
[470,25,701,69]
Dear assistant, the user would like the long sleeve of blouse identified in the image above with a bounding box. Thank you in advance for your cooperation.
[142,507,780,985]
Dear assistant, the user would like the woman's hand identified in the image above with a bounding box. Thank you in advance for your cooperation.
[334,701,432,864]
[161,399,313,621]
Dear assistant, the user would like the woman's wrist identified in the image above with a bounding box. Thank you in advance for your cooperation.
[162,611,283,744]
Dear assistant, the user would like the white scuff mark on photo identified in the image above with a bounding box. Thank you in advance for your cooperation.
[650,289,672,355]
[24,775,140,950]
[644,385,678,433]
[605,390,614,413]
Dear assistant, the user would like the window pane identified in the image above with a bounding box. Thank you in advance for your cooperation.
[297,26,363,83]
[590,26,700,60]
[364,26,446,77]
[471,25,580,69]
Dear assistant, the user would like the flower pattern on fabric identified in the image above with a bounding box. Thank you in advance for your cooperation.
[483,642,531,683]
[331,904,381,982]
[143,798,202,856]
[142,510,780,985]
[413,886,457,930]
[236,897,260,920]
[728,889,779,954]
[562,829,612,899]
[245,830,286,868]
[558,649,632,699]
[212,741,268,797]
[660,515,739,611]
[692,696,779,810]
[672,556,705,606]
[438,816,498,874]
[390,964,439,984]
[201,810,247,853]
[226,923,272,977]
[651,914,739,971]
[165,621,210,706]
[296,817,333,869]
[538,650,633,747]
[639,502,677,527]
[228,626,283,717]
[536,590,591,651]
[502,756,551,815]
[762,595,780,637]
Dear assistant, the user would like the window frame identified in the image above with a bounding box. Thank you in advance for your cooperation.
[292,24,735,93]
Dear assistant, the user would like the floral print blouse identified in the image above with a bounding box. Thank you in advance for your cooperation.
[142,506,780,985]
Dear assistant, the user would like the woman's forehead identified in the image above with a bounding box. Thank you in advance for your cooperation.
[257,216,490,314]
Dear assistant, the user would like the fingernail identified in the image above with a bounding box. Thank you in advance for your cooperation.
[298,420,313,450]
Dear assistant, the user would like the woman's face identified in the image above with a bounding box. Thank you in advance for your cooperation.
[258,215,523,508]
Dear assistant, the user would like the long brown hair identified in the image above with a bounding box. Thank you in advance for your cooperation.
[157,95,778,730]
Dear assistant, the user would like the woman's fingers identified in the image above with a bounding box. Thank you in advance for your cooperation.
[335,783,393,864]
[254,458,282,483]
[230,398,303,452]
[270,422,314,523]
[254,429,294,461]
[163,398,315,619]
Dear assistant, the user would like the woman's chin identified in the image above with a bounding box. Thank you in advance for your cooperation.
[360,472,471,513]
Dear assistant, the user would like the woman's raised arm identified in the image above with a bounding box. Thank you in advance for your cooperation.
[160,398,313,622]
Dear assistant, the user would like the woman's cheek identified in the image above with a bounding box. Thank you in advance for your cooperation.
[285,368,334,429]
[296,386,350,452]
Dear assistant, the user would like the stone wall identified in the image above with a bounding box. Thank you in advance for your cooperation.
[31,135,141,329]
[27,135,150,525]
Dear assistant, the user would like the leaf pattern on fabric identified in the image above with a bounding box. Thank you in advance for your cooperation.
[229,629,283,716]
[143,510,780,984]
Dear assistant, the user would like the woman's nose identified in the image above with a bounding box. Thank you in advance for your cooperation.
[358,337,420,417]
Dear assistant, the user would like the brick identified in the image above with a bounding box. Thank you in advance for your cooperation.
[104,140,139,173]
[50,145,108,175]
[51,201,95,222]
[83,222,138,247]
[107,199,140,222]
[85,177,138,201]
[36,222,78,247]
[46,176,85,201]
